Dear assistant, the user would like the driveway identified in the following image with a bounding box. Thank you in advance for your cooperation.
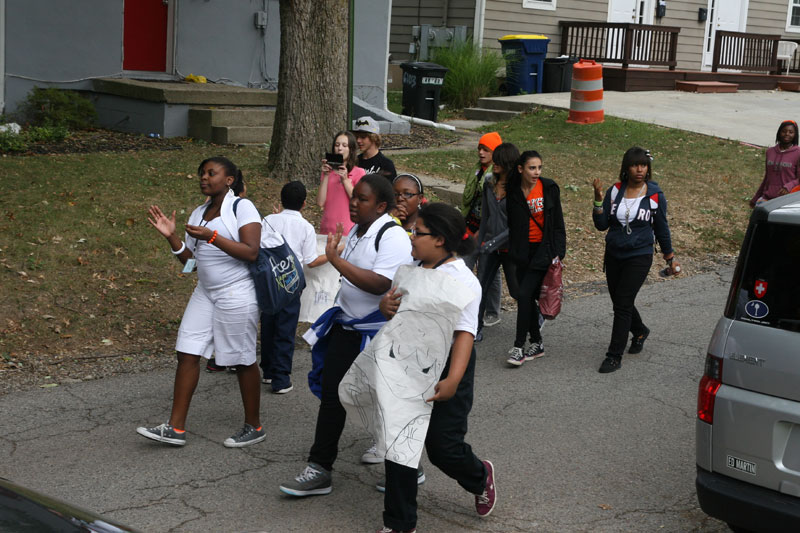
[0,269,732,532]
[478,89,800,147]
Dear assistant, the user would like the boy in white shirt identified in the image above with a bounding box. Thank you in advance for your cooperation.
[260,181,325,393]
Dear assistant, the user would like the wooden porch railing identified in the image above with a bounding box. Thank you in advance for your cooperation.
[558,21,680,70]
[712,30,779,73]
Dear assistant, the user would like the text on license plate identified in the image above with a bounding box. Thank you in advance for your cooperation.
[727,455,757,475]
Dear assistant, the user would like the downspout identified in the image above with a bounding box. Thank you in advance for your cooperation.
[442,0,449,26]
[348,0,354,127]
[473,0,485,48]
[0,0,5,113]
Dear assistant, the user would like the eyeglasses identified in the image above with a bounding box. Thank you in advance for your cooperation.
[394,192,421,200]
[410,227,433,238]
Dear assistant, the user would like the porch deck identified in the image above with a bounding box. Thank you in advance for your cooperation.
[603,67,799,92]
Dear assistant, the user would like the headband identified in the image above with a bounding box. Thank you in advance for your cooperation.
[393,173,424,195]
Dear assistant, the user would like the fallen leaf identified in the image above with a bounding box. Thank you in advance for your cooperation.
[41,315,55,320]
[17,271,27,277]
[40,383,59,388]
[125,218,135,226]
[101,338,113,345]
[598,504,613,511]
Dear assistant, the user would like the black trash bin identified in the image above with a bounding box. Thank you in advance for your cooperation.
[400,62,449,122]
[543,57,579,93]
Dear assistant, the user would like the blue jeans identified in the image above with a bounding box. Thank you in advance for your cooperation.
[259,295,301,391]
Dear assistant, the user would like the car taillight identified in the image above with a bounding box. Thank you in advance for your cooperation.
[697,354,723,424]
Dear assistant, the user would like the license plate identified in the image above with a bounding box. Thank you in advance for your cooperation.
[422,77,444,85]
[727,455,757,475]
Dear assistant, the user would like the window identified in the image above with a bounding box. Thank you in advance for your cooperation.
[787,0,800,32]
[523,0,556,11]
[727,223,800,332]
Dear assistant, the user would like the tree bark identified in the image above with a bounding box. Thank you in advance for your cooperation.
[267,0,350,188]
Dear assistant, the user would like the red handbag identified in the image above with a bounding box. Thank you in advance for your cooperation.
[539,258,563,320]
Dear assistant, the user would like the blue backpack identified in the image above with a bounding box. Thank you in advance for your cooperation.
[234,199,306,314]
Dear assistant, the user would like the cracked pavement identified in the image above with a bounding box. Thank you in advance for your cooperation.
[0,267,733,532]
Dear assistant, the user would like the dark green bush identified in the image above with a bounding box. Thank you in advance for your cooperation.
[431,40,505,109]
[0,131,27,152]
[21,87,97,129]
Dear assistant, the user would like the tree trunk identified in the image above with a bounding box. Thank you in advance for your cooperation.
[267,0,350,188]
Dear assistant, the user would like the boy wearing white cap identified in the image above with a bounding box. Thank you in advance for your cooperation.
[353,116,397,182]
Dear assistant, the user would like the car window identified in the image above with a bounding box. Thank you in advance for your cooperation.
[731,222,800,333]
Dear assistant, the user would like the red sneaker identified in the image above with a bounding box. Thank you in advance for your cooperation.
[475,460,497,518]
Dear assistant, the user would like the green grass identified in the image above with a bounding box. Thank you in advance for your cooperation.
[0,142,290,362]
[1,110,765,369]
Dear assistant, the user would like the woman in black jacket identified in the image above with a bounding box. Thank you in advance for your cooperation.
[592,147,680,373]
[505,150,566,367]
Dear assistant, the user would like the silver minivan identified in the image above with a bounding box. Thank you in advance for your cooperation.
[696,193,800,532]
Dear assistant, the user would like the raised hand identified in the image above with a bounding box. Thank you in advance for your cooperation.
[147,205,176,238]
[592,178,604,202]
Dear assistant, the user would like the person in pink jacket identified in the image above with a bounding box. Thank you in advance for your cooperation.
[318,131,367,234]
[750,120,800,207]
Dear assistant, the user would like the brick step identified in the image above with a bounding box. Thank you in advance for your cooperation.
[778,81,800,92]
[463,107,520,122]
[675,81,738,93]
[211,126,273,145]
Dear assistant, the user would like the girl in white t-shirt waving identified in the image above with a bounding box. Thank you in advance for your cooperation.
[138,157,265,448]
[376,202,497,533]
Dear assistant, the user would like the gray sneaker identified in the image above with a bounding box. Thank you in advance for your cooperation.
[223,423,266,448]
[507,346,525,366]
[280,463,332,496]
[361,442,383,464]
[136,423,186,446]
[484,313,501,327]
[376,466,425,493]
[524,341,545,361]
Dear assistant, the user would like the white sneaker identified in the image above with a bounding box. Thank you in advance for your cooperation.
[484,313,501,327]
[361,442,383,464]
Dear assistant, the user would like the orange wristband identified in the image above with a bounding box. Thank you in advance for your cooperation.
[207,230,218,244]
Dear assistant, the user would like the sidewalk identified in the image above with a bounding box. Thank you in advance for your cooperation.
[476,89,800,147]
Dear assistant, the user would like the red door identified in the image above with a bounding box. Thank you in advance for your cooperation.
[123,0,168,71]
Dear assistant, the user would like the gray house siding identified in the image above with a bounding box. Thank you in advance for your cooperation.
[3,0,389,115]
[481,0,797,72]
[389,0,476,62]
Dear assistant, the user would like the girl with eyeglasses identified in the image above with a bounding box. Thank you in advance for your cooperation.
[376,202,497,533]
[390,173,426,234]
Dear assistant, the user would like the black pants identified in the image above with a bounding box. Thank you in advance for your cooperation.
[513,243,546,348]
[383,349,487,531]
[259,295,301,391]
[476,251,518,331]
[307,324,363,471]
[604,253,652,358]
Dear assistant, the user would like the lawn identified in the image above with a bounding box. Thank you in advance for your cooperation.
[0,110,763,391]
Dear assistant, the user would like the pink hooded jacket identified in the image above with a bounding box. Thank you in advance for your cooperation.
[750,144,800,207]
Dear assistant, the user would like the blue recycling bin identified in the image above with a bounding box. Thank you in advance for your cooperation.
[499,34,550,95]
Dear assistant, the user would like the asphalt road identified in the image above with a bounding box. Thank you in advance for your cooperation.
[0,267,733,532]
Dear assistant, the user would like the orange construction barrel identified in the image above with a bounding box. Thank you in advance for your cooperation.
[567,59,604,124]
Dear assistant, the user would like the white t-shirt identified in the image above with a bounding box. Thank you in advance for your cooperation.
[436,258,481,337]
[264,210,318,265]
[189,198,261,290]
[336,213,413,320]
[616,193,645,227]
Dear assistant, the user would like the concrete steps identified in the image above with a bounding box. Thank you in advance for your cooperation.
[188,107,275,145]
[463,96,541,122]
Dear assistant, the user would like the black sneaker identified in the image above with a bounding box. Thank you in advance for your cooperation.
[474,329,484,343]
[628,327,650,354]
[598,355,622,373]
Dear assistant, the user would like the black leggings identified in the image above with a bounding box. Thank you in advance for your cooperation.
[513,241,546,347]
[604,253,652,357]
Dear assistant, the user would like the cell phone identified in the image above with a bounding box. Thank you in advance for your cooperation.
[325,152,344,168]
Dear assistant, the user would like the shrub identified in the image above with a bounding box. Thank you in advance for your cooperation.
[26,125,69,143]
[431,40,505,109]
[20,87,97,130]
[0,131,27,152]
